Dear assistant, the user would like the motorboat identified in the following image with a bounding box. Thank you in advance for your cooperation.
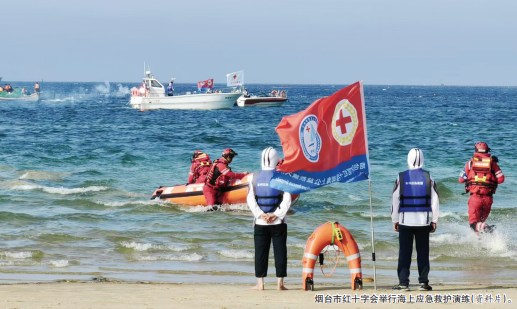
[237,89,288,107]
[151,173,299,207]
[0,88,40,101]
[129,70,241,110]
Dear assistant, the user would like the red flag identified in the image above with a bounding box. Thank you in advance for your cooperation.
[270,81,369,193]
[197,79,213,89]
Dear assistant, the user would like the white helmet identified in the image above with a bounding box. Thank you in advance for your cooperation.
[407,148,424,169]
[261,147,280,171]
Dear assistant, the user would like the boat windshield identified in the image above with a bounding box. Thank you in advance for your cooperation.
[151,80,162,88]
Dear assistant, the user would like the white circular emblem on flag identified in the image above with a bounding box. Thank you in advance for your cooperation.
[207,80,212,86]
[331,99,358,146]
[299,115,322,162]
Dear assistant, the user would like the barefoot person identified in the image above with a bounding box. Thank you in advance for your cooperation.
[247,147,291,290]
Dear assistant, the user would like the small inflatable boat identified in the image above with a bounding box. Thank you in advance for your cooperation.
[151,174,298,206]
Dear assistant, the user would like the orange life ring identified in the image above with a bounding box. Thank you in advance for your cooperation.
[280,90,286,98]
[131,88,139,96]
[302,222,362,290]
[270,90,278,97]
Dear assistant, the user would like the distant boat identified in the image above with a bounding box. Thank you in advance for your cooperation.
[0,88,40,102]
[129,69,240,110]
[237,90,288,107]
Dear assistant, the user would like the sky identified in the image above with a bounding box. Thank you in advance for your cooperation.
[1,0,516,85]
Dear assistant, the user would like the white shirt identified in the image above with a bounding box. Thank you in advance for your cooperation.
[247,173,291,225]
[391,169,439,226]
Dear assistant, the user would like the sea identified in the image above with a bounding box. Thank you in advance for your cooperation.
[0,81,516,287]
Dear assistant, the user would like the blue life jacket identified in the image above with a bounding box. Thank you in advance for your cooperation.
[399,169,432,212]
[253,170,283,213]
[167,84,173,92]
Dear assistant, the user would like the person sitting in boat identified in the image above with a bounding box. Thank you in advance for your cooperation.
[22,87,28,95]
[34,82,40,94]
[203,148,249,209]
[0,86,3,92]
[188,150,212,184]
[244,88,250,98]
[167,79,174,96]
[206,88,212,94]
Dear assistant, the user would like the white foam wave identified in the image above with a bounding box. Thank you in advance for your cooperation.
[95,81,110,94]
[134,253,203,261]
[360,212,389,218]
[11,183,109,195]
[50,260,69,267]
[439,212,462,220]
[1,251,33,259]
[19,170,72,182]
[121,241,192,252]
[115,84,130,96]
[96,199,163,207]
[218,249,254,259]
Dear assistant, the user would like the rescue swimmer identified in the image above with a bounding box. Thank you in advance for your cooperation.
[188,150,212,184]
[459,142,505,233]
[203,148,248,209]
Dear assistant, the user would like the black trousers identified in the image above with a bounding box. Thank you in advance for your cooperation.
[254,223,288,278]
[397,225,430,286]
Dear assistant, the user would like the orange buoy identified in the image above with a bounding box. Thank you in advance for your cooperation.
[302,222,362,290]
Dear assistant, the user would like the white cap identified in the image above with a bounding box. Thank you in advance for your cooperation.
[407,148,424,169]
[261,147,280,171]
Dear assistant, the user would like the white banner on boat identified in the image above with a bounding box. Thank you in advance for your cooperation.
[227,70,244,87]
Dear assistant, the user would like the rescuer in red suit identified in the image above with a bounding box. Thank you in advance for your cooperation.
[203,148,248,209]
[188,150,212,184]
[459,142,505,233]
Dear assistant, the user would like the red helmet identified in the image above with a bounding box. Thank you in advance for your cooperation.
[222,148,237,158]
[475,142,491,153]
[192,150,204,159]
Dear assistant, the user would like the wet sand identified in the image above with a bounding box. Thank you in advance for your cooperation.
[0,282,515,308]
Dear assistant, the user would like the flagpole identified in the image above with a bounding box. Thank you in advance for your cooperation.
[368,179,377,290]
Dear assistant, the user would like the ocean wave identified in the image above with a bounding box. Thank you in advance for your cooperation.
[1,251,34,259]
[95,199,164,207]
[133,253,203,261]
[11,183,109,195]
[218,249,254,259]
[18,170,72,182]
[120,241,192,252]
[50,260,69,267]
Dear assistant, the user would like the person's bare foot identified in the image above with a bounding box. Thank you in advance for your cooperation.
[251,283,264,290]
[252,278,264,290]
[277,278,288,290]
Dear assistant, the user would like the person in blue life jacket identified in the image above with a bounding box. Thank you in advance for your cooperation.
[391,148,439,292]
[247,147,292,291]
[167,79,174,96]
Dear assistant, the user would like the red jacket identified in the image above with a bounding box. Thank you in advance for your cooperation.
[188,155,212,184]
[459,153,504,194]
[205,157,246,189]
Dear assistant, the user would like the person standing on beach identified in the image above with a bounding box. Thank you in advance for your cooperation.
[203,148,248,210]
[247,147,291,290]
[392,148,439,291]
[458,142,504,233]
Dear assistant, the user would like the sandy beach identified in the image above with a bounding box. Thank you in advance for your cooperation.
[0,282,515,309]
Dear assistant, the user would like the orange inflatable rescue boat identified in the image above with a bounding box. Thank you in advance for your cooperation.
[151,174,299,206]
[302,222,362,290]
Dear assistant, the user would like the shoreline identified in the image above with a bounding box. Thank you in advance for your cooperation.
[0,281,515,308]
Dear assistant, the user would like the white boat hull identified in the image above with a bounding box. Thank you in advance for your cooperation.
[130,93,240,110]
[236,95,287,107]
[0,93,39,102]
